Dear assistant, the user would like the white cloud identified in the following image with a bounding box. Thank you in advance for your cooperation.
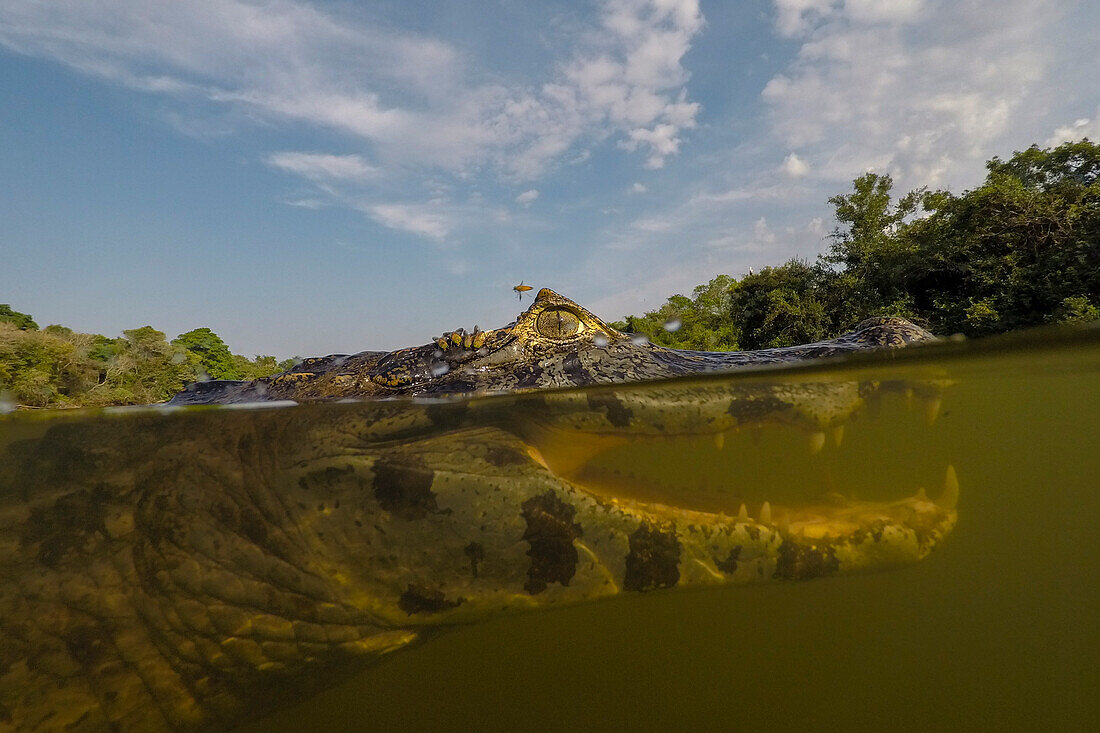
[266,152,377,181]
[619,123,685,168]
[772,0,833,38]
[630,182,648,193]
[1045,111,1100,147]
[781,152,809,177]
[630,216,675,233]
[282,197,326,209]
[753,216,776,243]
[365,203,452,241]
[844,0,926,25]
[689,183,793,205]
[0,0,703,180]
[762,0,1063,189]
[515,189,540,206]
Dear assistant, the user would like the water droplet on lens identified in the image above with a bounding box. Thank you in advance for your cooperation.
[593,334,609,347]
[663,318,681,332]
[431,362,450,377]
[433,349,444,359]
[630,333,649,345]
[170,351,185,364]
[0,391,14,414]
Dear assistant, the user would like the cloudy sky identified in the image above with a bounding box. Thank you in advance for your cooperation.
[2,0,1098,357]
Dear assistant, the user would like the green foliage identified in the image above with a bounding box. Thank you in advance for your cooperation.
[100,327,198,405]
[729,261,829,348]
[0,304,38,331]
[173,327,242,380]
[897,139,1100,334]
[617,139,1099,347]
[1057,296,1099,324]
[0,323,97,406]
[232,354,299,380]
[610,274,739,350]
[0,313,294,408]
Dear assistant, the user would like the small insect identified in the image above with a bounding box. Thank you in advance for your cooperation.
[513,281,533,300]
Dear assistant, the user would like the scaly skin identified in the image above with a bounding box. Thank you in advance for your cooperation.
[169,288,935,403]
[0,291,956,731]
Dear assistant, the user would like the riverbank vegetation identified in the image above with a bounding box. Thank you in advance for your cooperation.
[3,140,1097,407]
[613,140,1099,349]
[0,314,295,408]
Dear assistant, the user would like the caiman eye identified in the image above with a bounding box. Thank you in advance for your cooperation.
[536,307,582,339]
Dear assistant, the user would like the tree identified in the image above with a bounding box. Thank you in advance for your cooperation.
[901,139,1100,333]
[985,139,1100,191]
[99,327,197,404]
[0,304,38,330]
[611,274,739,350]
[0,323,99,406]
[232,354,297,379]
[825,172,926,316]
[615,139,1098,344]
[729,260,829,349]
[173,327,243,380]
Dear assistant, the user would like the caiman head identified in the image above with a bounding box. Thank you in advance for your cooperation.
[170,288,933,403]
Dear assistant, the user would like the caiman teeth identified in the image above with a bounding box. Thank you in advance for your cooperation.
[915,487,928,501]
[759,501,772,525]
[937,465,959,510]
[737,503,749,523]
[808,431,826,454]
[830,424,845,447]
[713,432,725,450]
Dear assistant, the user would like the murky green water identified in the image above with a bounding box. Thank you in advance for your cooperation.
[2,326,1098,731]
[249,327,1100,732]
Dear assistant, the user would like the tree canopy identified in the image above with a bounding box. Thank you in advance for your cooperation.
[0,321,295,408]
[0,304,38,331]
[617,139,1099,349]
[173,327,242,380]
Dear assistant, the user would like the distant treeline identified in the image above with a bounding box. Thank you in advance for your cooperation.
[0,312,296,408]
[612,140,1100,350]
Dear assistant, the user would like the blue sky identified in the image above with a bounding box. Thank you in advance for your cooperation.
[2,0,1098,358]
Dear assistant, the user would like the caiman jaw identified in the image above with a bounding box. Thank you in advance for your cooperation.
[519,425,959,582]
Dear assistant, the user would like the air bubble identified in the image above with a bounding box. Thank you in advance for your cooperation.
[663,318,681,332]
[0,391,14,414]
[630,333,649,345]
[431,362,450,377]
[593,334,609,348]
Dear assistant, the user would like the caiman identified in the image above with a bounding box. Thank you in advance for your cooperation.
[0,289,958,732]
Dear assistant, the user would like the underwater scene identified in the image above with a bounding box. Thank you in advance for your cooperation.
[1,325,1097,732]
